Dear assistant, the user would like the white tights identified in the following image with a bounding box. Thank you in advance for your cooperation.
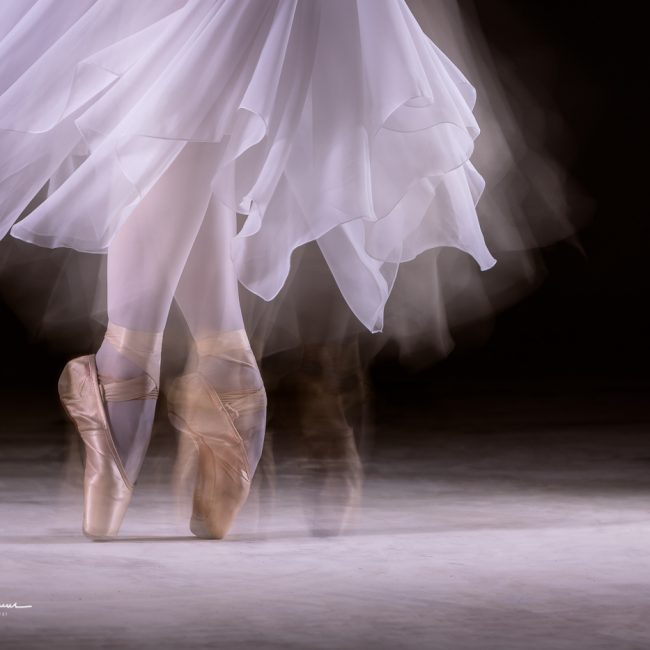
[95,142,259,484]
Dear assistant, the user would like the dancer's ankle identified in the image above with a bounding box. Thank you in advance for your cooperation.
[193,329,263,393]
[96,321,164,386]
[93,322,163,485]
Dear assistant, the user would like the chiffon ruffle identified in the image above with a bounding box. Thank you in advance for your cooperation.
[0,0,496,332]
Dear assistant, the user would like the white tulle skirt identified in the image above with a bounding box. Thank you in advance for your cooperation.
[0,0,496,332]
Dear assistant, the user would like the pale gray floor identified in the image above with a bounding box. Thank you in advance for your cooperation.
[2,410,650,649]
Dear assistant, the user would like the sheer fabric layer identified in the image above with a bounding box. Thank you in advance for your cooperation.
[0,0,496,332]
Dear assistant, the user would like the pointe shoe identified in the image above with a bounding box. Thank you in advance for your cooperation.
[58,355,158,540]
[167,331,267,539]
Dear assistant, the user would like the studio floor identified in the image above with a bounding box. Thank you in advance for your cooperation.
[1,380,650,649]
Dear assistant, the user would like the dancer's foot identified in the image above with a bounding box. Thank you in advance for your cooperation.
[58,353,158,539]
[168,329,267,539]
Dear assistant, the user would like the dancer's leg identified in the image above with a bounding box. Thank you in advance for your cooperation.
[174,194,244,335]
[95,141,222,484]
[173,193,260,387]
[173,194,266,471]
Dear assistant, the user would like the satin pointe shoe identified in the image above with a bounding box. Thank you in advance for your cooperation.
[167,330,267,539]
[58,354,158,539]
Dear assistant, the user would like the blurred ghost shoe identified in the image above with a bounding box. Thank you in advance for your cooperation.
[297,342,365,536]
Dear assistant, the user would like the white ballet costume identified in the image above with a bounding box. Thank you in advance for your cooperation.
[0,0,495,331]
[0,0,496,488]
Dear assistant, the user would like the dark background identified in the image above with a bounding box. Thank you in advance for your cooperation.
[376,0,648,402]
[0,0,646,446]
[462,0,647,384]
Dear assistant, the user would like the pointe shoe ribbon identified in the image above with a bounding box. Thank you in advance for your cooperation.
[98,373,159,401]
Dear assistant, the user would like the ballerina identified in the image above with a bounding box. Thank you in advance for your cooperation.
[0,0,498,539]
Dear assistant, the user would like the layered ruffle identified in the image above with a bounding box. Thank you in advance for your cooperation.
[0,0,495,332]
